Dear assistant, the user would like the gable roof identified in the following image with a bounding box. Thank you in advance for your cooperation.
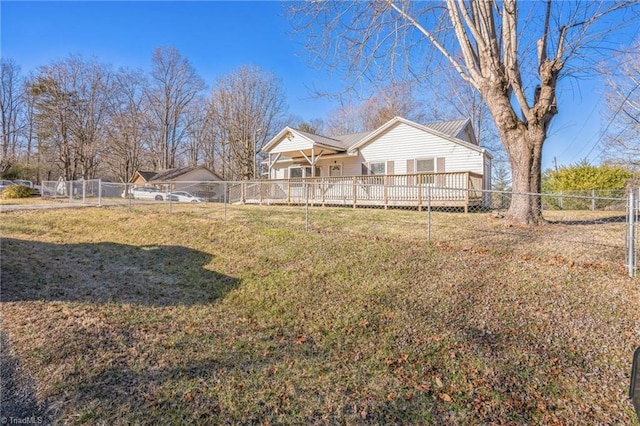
[293,128,347,150]
[261,126,347,153]
[135,171,158,182]
[262,117,488,157]
[131,166,221,183]
[347,116,490,157]
[424,119,469,140]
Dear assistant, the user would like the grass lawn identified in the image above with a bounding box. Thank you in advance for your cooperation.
[1,205,638,424]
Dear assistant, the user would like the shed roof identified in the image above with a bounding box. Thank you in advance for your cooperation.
[135,171,158,182]
[131,166,221,183]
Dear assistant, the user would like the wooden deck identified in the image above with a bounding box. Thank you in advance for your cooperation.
[230,172,487,212]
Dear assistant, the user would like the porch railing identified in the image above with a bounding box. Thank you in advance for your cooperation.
[236,172,486,211]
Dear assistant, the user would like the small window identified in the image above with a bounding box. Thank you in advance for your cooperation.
[369,162,386,175]
[290,167,303,179]
[416,158,435,173]
[416,158,435,184]
[329,164,342,177]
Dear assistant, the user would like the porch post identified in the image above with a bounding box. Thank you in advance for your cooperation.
[352,176,357,209]
[464,172,470,213]
[417,174,422,211]
[383,175,388,209]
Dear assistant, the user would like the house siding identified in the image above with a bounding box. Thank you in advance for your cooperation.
[269,133,313,154]
[358,122,484,175]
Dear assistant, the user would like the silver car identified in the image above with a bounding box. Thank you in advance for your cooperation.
[171,191,205,203]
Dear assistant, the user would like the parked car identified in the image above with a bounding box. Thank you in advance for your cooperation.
[12,179,34,188]
[0,179,15,192]
[122,186,176,201]
[171,191,205,203]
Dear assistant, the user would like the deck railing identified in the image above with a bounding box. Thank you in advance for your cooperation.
[238,172,486,211]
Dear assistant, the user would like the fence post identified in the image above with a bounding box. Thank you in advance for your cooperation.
[168,185,173,214]
[417,174,422,211]
[98,179,102,207]
[628,188,637,278]
[224,182,227,221]
[305,182,309,232]
[427,183,432,243]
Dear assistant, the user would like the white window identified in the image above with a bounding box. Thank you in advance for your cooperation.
[290,167,303,179]
[289,166,320,179]
[416,158,435,173]
[416,158,435,184]
[369,162,386,175]
[329,164,342,177]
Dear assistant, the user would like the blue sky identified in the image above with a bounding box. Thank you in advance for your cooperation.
[1,1,339,119]
[0,1,632,170]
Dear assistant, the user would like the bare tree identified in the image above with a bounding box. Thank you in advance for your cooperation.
[362,82,426,129]
[0,59,24,174]
[103,68,150,182]
[325,103,366,136]
[288,115,325,135]
[183,97,211,167]
[208,65,287,180]
[29,56,113,180]
[289,1,637,224]
[602,41,640,171]
[146,46,205,170]
[325,83,425,135]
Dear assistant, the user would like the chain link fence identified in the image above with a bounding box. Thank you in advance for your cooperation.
[40,179,103,205]
[34,179,639,277]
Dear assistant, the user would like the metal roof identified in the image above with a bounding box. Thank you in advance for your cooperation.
[423,119,469,139]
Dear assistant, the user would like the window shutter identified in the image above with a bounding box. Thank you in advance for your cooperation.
[406,159,414,174]
[361,162,370,176]
[284,169,288,179]
[386,160,394,175]
[436,157,446,186]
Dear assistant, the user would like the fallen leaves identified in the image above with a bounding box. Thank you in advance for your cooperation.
[439,393,453,403]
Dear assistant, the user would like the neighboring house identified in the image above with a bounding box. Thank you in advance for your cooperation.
[258,116,492,210]
[129,165,223,200]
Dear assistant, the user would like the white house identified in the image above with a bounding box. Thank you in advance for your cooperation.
[258,116,493,210]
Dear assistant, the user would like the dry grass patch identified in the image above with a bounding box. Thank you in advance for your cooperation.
[1,206,638,424]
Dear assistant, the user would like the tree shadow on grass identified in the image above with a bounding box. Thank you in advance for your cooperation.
[545,215,627,226]
[0,331,53,425]
[0,237,240,306]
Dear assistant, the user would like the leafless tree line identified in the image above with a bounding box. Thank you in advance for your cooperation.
[2,46,511,185]
[0,47,288,182]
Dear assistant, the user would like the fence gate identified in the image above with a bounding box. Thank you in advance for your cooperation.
[629,188,639,277]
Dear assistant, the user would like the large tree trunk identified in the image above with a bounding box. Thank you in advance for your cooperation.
[482,83,549,225]
[503,126,545,224]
